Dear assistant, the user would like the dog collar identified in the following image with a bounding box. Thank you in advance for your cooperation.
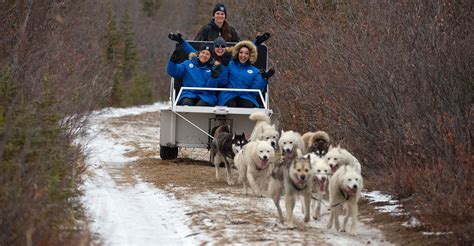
[287,176,307,192]
[340,188,350,200]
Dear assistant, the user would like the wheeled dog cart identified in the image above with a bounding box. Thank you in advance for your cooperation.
[159,41,278,160]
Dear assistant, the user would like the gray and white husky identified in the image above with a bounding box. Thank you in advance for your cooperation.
[268,149,313,229]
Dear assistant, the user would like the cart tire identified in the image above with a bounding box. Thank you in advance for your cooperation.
[160,146,178,160]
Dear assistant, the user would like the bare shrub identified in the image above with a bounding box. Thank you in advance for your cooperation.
[228,0,473,243]
[0,0,213,243]
[0,0,107,244]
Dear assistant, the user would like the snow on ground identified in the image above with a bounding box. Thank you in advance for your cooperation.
[77,102,401,245]
[77,103,210,245]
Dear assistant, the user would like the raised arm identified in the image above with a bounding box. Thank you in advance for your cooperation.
[168,33,197,56]
[166,49,186,78]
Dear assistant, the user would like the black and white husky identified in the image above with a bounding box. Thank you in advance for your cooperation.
[210,125,248,185]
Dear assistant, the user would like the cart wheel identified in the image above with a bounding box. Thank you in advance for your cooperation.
[160,146,178,160]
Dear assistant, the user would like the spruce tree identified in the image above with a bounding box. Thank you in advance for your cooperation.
[105,1,126,106]
[105,1,119,62]
[142,0,161,17]
[120,10,138,81]
[105,7,153,106]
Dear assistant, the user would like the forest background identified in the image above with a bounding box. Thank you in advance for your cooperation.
[0,0,472,244]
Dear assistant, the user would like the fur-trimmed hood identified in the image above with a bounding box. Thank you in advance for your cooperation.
[232,40,257,64]
[189,52,198,60]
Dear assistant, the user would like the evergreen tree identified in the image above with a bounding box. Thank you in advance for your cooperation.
[105,1,126,106]
[142,0,161,17]
[129,73,152,105]
[104,6,153,106]
[105,1,119,62]
[120,10,138,81]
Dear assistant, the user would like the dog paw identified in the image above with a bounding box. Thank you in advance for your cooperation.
[287,224,296,230]
[339,228,346,232]
[304,216,310,223]
[326,223,332,229]
[254,192,264,198]
[350,230,358,236]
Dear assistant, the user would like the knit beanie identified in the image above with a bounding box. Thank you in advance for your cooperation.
[213,37,227,47]
[212,3,227,16]
[199,44,212,52]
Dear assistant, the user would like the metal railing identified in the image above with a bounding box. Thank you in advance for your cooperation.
[170,78,270,110]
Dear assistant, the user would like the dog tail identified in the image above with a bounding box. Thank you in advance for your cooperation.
[249,111,270,123]
[213,125,231,138]
[302,132,314,146]
[313,131,330,143]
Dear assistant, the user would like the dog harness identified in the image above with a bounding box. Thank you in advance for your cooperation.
[330,188,350,207]
[312,195,330,207]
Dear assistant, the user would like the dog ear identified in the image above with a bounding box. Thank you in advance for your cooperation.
[232,133,236,140]
[280,129,284,135]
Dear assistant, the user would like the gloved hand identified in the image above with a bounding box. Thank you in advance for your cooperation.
[170,48,182,63]
[255,32,271,46]
[261,68,275,80]
[211,65,223,78]
[168,32,184,44]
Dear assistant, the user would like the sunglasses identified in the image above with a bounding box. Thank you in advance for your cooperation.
[214,45,226,48]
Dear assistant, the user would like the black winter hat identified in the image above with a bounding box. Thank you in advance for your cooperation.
[199,44,212,52]
[212,3,227,17]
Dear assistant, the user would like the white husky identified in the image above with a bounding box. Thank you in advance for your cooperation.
[325,145,362,174]
[249,112,279,149]
[308,154,331,220]
[326,165,363,235]
[278,130,305,159]
[235,140,275,196]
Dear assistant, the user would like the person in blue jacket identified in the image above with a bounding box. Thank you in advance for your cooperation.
[217,40,275,108]
[167,44,221,106]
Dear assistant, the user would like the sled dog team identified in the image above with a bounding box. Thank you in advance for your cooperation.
[210,111,364,235]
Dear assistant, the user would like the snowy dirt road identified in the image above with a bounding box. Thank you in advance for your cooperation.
[79,103,408,245]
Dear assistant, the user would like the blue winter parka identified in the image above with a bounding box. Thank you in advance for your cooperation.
[217,60,267,107]
[167,56,217,106]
